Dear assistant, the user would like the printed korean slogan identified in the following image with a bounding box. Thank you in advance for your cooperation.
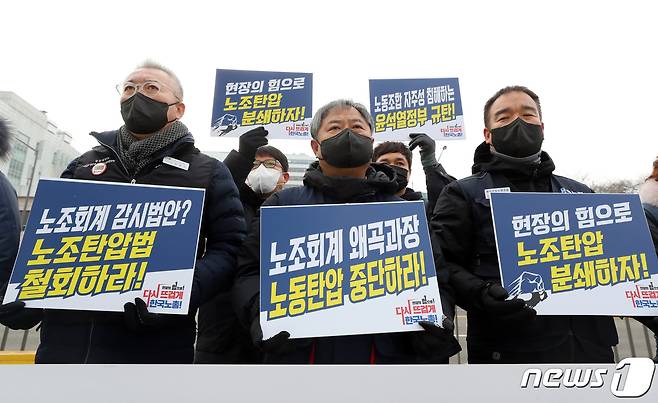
[490,192,658,316]
[2,178,205,315]
[210,69,313,139]
[260,200,443,339]
[369,77,465,141]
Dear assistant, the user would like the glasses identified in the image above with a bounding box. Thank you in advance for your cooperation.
[116,80,181,101]
[252,159,281,169]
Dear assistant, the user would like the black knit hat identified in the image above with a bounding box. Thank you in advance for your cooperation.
[256,145,289,172]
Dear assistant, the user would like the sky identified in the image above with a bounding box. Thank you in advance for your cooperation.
[1,0,656,192]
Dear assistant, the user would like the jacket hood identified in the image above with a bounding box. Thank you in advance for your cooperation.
[302,161,399,202]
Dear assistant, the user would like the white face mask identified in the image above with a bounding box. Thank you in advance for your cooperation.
[246,165,281,194]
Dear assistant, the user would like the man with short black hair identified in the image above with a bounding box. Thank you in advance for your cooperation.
[431,86,618,364]
[373,134,454,216]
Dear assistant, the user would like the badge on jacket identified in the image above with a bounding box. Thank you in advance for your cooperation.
[91,162,107,176]
[163,156,189,171]
[484,187,511,199]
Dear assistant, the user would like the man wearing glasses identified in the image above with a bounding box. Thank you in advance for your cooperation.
[196,143,289,364]
[29,61,246,364]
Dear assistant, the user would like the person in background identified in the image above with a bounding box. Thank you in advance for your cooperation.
[197,131,289,364]
[637,156,658,362]
[372,134,454,219]
[0,118,41,330]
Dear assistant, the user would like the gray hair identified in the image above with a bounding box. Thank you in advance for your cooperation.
[310,99,374,139]
[133,60,184,100]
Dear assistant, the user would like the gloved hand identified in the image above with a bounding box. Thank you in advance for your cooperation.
[411,317,462,362]
[248,302,295,355]
[409,133,437,168]
[633,316,658,333]
[0,301,43,330]
[123,298,186,332]
[238,126,269,161]
[480,283,537,322]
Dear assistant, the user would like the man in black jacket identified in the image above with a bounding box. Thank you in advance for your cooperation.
[431,86,618,364]
[233,99,460,364]
[373,134,454,218]
[196,137,289,364]
[0,118,41,330]
[23,61,246,364]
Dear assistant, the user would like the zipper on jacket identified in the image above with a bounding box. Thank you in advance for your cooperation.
[95,138,142,185]
[83,319,95,364]
[95,138,130,177]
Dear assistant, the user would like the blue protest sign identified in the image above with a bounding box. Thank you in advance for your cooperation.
[259,200,443,339]
[490,192,658,315]
[2,178,205,315]
[210,69,313,139]
[369,78,465,141]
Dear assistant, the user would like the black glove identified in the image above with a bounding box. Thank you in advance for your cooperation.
[0,301,43,330]
[248,301,296,355]
[480,283,537,322]
[238,126,269,161]
[409,133,437,168]
[411,317,462,363]
[633,316,658,333]
[123,298,186,332]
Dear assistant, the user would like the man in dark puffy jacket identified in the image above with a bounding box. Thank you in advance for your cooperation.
[29,61,245,364]
[196,130,289,364]
[431,86,618,364]
[233,99,460,364]
[0,118,40,330]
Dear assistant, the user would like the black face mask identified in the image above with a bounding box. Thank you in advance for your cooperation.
[120,92,177,134]
[490,117,544,159]
[389,164,409,192]
[319,128,373,168]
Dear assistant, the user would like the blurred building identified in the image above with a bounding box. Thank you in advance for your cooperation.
[0,91,80,222]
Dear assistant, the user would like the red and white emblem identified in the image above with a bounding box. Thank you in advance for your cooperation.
[91,162,107,176]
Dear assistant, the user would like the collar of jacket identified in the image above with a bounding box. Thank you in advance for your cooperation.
[89,130,196,172]
[302,161,399,202]
[471,141,556,179]
[401,187,423,201]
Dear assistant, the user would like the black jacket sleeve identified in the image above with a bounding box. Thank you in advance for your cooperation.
[60,156,81,179]
[232,192,283,328]
[223,149,254,189]
[424,163,455,217]
[0,174,21,298]
[430,181,487,312]
[191,160,246,310]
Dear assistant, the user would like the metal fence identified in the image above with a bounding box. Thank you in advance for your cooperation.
[2,310,655,363]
